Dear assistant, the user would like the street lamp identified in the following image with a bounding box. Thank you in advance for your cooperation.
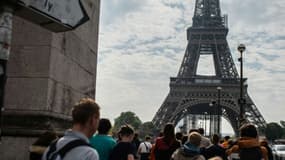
[204,112,208,136]
[237,44,246,127]
[217,86,222,135]
[209,100,216,136]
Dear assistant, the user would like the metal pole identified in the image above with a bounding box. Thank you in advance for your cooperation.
[0,3,14,142]
[217,88,221,135]
[238,44,246,127]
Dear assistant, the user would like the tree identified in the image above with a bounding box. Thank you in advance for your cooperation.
[280,120,285,128]
[138,121,159,139]
[113,111,142,132]
[265,122,283,141]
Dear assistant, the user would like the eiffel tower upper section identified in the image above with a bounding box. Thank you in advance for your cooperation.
[177,0,239,79]
[152,0,267,134]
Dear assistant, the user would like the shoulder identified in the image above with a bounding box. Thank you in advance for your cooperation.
[260,146,268,158]
[67,146,99,160]
[226,145,239,155]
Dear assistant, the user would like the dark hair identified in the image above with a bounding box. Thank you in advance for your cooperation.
[175,132,183,140]
[33,131,57,146]
[212,134,220,144]
[182,135,188,145]
[30,131,57,160]
[145,136,151,141]
[198,128,204,135]
[98,118,112,134]
[118,125,134,137]
[240,123,258,138]
[163,123,175,144]
[72,98,100,125]
[224,136,230,140]
[189,128,199,134]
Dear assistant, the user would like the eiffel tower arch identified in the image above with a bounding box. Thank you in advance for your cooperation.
[152,0,266,135]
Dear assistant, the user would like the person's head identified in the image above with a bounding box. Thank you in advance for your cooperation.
[145,136,151,142]
[163,123,175,142]
[188,132,202,147]
[189,128,199,134]
[198,128,205,135]
[260,138,269,146]
[212,134,220,144]
[118,125,135,142]
[175,132,183,141]
[98,118,112,135]
[240,123,258,138]
[72,98,100,138]
[224,136,230,141]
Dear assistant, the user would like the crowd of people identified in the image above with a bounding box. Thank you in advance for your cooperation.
[29,98,274,160]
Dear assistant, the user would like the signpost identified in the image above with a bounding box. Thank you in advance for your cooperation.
[15,0,90,32]
[0,0,90,141]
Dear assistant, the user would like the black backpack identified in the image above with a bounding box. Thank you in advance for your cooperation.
[45,139,92,160]
[239,146,262,160]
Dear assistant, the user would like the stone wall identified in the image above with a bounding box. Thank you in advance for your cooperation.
[0,0,100,159]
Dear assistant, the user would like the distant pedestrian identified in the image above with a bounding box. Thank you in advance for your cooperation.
[197,128,211,148]
[138,136,152,160]
[132,133,141,159]
[203,134,227,160]
[260,139,273,160]
[172,131,206,160]
[89,118,116,160]
[226,123,268,160]
[109,125,136,160]
[29,131,57,160]
[42,98,100,160]
[154,123,181,160]
[222,136,230,149]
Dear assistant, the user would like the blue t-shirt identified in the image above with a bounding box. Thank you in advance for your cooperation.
[89,134,116,160]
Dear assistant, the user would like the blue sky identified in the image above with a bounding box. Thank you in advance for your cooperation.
[96,0,285,132]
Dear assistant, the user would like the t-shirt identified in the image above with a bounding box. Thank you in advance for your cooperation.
[89,134,116,160]
[109,142,136,160]
[154,137,181,160]
[42,130,99,160]
[138,141,152,153]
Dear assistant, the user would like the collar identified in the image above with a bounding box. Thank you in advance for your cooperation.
[64,129,90,143]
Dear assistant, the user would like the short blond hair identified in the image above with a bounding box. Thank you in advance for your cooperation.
[188,132,202,146]
[72,98,100,125]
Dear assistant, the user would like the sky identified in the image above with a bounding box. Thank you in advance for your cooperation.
[96,0,285,133]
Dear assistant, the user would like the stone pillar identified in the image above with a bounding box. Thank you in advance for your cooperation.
[0,0,100,159]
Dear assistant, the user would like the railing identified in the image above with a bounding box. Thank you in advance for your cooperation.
[170,77,246,85]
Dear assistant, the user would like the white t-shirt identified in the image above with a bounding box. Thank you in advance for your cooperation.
[138,141,152,153]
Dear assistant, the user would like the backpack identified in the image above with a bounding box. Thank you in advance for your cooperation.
[45,139,92,160]
[239,146,262,160]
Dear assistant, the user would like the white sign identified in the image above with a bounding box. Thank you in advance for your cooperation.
[16,0,89,31]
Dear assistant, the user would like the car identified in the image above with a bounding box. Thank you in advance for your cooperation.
[272,144,285,160]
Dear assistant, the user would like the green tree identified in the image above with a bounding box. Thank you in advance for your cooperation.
[138,121,159,139]
[265,122,283,141]
[280,120,285,128]
[113,111,142,132]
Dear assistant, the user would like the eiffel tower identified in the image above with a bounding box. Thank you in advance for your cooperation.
[152,0,266,135]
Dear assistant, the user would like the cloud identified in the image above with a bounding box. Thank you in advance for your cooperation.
[97,0,285,131]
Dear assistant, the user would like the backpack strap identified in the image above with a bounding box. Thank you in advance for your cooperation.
[47,139,91,160]
[143,142,150,153]
[46,139,59,160]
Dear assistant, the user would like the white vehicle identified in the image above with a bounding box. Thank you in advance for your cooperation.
[272,144,285,160]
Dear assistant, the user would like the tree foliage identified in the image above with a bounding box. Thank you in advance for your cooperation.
[265,122,283,141]
[280,121,285,128]
[113,111,142,132]
[138,121,159,139]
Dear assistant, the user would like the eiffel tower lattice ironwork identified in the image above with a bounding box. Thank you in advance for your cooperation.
[152,0,266,135]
